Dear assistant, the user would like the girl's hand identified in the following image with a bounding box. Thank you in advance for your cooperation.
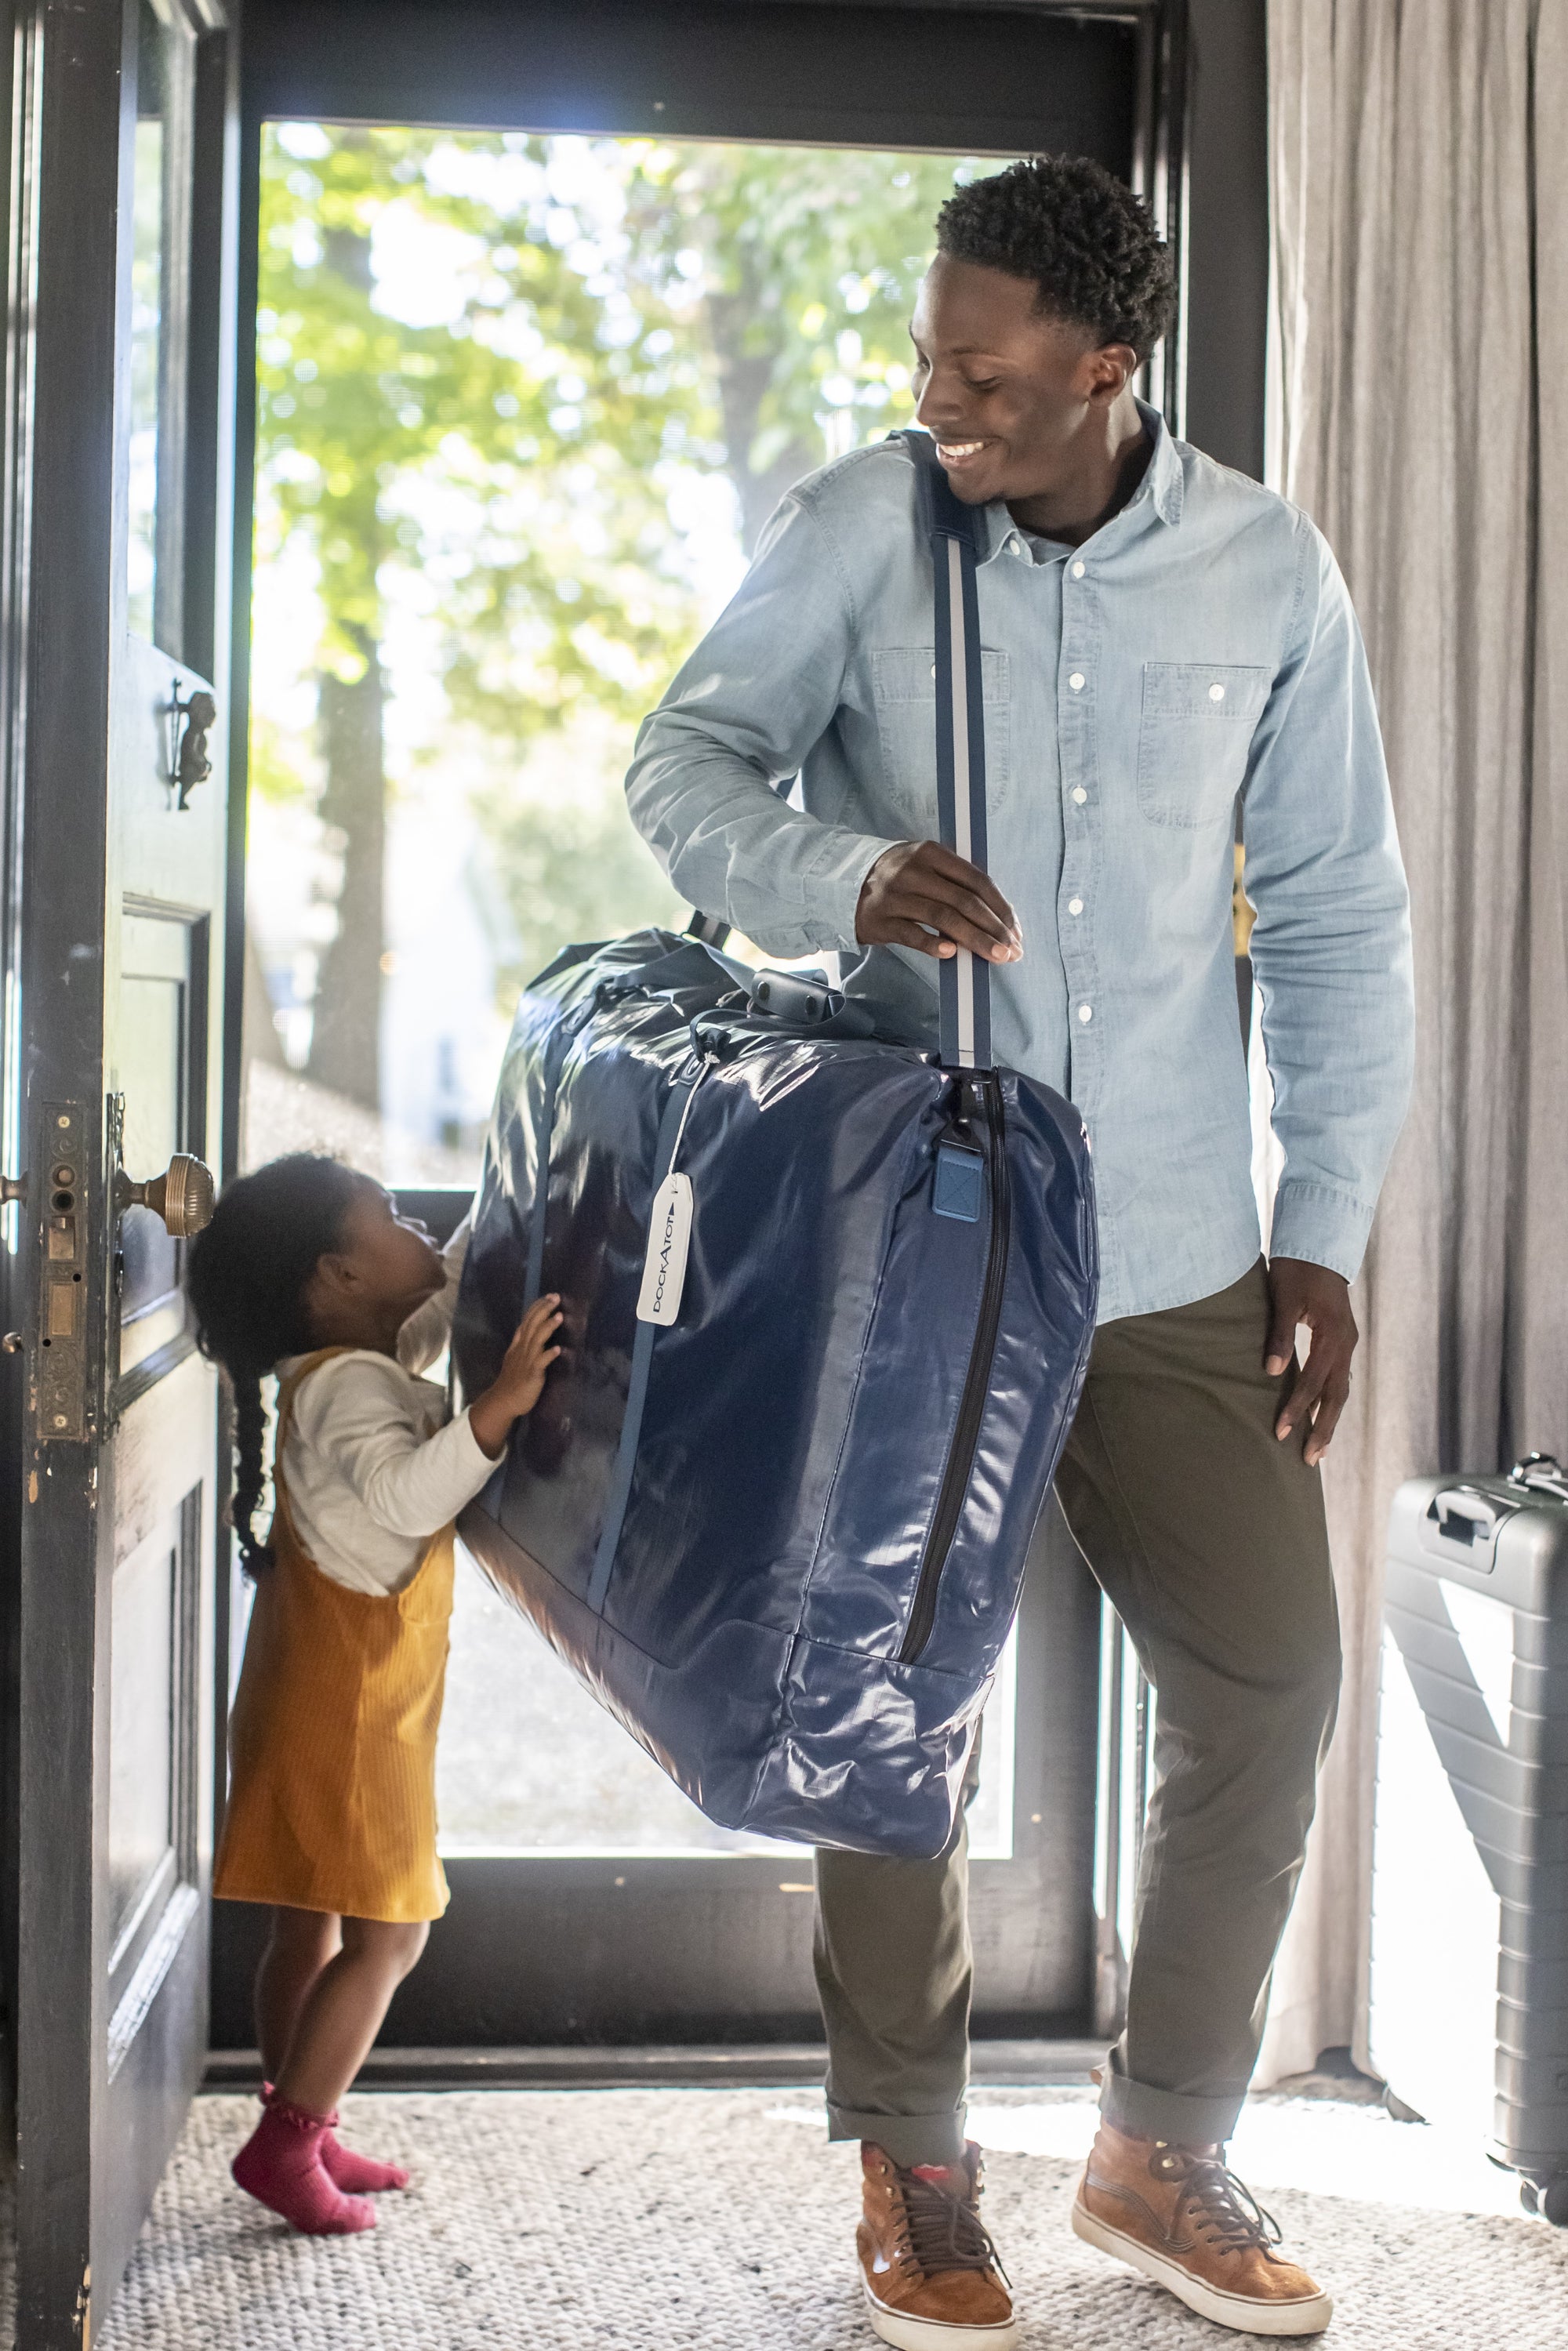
[470,1295,564,1459]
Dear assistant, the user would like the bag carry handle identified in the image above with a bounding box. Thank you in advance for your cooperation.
[901,427,993,1074]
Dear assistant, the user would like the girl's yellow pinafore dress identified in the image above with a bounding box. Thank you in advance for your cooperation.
[212,1348,454,1923]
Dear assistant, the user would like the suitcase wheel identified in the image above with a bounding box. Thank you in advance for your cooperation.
[1519,2177,1568,2226]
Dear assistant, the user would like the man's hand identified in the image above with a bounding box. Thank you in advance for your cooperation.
[1265,1258,1358,1467]
[856,840,1022,963]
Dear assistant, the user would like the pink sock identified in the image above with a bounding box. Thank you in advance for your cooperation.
[262,2085,408,2192]
[321,2128,410,2193]
[233,2097,376,2235]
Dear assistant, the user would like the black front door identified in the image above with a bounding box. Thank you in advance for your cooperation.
[2,2,239,2337]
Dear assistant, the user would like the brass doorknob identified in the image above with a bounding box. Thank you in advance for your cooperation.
[114,1152,216,1237]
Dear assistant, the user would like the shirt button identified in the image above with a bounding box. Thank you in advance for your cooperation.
[1072,561,1086,579]
[1077,1003,1093,1023]
[1071,786,1088,805]
[1209,681,1225,702]
[1069,672,1085,691]
[1068,897,1083,916]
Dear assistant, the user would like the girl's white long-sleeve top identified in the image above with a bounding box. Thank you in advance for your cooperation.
[275,1220,495,1596]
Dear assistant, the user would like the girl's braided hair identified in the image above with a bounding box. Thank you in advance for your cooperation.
[186,1153,358,1574]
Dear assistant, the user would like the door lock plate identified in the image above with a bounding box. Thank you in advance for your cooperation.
[34,1102,88,1442]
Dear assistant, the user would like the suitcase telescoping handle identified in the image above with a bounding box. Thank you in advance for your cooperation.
[902,427,994,1075]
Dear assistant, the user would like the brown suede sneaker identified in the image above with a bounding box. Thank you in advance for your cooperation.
[857,2141,1018,2351]
[1072,2119,1332,2336]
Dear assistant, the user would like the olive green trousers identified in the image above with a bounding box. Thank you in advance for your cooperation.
[813,1261,1341,2164]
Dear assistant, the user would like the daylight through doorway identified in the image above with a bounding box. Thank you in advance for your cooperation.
[241,124,1018,1859]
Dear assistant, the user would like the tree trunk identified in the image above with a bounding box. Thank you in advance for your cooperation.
[706,278,821,553]
[304,210,387,1114]
[307,644,386,1110]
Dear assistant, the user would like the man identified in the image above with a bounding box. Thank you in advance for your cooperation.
[626,155,1413,2346]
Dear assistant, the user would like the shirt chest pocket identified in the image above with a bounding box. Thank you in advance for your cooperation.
[872,646,1012,819]
[1136,661,1272,828]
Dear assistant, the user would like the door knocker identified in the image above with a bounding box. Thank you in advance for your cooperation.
[171,687,216,811]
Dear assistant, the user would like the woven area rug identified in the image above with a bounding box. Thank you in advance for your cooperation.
[100,2087,1568,2350]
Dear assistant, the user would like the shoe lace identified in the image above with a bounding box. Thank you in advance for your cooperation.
[1159,2149,1283,2258]
[895,2164,1011,2288]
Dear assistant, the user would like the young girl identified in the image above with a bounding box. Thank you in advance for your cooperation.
[189,1152,561,2237]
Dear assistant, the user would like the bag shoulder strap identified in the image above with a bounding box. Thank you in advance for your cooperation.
[898,428,993,1073]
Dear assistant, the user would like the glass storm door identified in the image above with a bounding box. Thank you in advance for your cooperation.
[4,1,238,2336]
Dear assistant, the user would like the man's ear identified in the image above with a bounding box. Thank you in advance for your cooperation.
[1080,342,1138,405]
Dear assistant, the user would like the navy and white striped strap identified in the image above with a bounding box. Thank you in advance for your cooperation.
[904,429,993,1074]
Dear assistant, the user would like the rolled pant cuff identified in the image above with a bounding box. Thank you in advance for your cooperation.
[826,2102,968,2168]
[1100,2069,1247,2148]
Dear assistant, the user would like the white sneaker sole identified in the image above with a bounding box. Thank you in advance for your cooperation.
[861,2274,1021,2351]
[1071,2200,1334,2337]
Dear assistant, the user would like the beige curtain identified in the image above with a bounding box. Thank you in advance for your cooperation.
[1258,0,1568,2083]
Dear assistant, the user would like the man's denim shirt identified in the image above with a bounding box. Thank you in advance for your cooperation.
[626,406,1415,1323]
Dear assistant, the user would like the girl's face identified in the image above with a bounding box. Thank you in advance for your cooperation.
[312,1177,446,1334]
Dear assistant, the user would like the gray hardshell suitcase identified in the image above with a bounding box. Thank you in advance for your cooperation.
[1373,1456,1568,2222]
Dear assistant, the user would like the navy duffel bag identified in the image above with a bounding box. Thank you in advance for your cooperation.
[452,435,1098,1857]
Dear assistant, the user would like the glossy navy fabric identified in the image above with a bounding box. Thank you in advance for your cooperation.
[454,929,1098,1857]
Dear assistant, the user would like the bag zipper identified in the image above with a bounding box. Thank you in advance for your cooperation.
[898,1074,1011,1665]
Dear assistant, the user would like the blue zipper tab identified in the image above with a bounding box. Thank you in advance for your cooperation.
[933,1140,985,1223]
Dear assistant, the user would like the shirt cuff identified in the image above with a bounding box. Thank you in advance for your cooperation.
[448,1406,503,1500]
[801,829,903,951]
[1268,1177,1376,1285]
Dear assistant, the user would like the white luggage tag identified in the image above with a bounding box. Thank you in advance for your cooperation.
[636,1064,709,1327]
[637,1170,695,1326]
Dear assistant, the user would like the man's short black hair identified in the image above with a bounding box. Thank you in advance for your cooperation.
[935,155,1175,363]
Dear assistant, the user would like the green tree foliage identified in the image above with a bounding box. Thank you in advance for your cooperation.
[256,127,702,1097]
[258,129,705,724]
[619,144,972,549]
[253,129,979,1080]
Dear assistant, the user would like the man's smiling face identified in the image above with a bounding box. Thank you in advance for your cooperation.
[909,251,1124,509]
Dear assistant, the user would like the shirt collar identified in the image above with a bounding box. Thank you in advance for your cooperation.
[975,397,1184,565]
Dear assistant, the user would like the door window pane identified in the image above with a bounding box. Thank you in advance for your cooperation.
[126,3,165,640]
[126,1,192,651]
